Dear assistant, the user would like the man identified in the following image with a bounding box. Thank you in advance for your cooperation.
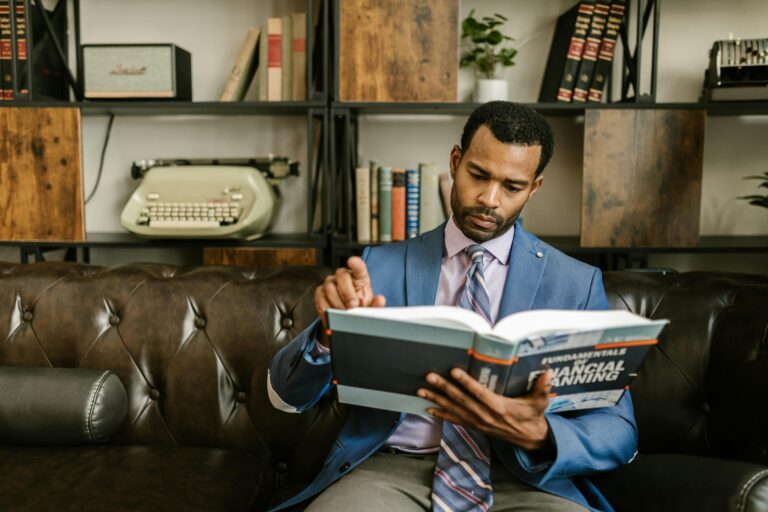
[268,102,637,511]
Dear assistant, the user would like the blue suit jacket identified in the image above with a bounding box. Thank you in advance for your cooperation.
[268,222,637,511]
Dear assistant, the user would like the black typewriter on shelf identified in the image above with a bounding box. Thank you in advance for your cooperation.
[701,38,768,101]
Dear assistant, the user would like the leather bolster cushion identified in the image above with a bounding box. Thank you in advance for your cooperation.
[0,367,128,445]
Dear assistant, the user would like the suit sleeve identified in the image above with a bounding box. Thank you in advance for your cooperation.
[493,267,639,483]
[267,248,372,413]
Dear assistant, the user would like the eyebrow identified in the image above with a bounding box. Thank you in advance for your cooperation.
[467,161,530,187]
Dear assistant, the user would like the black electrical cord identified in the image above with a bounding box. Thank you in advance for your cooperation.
[85,114,115,204]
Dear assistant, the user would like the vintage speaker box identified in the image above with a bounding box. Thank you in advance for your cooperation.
[82,44,192,100]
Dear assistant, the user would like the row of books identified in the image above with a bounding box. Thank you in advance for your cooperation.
[0,0,30,101]
[354,163,454,243]
[219,12,307,102]
[555,0,626,103]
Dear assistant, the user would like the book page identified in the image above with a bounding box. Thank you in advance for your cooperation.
[333,306,492,334]
[490,309,651,343]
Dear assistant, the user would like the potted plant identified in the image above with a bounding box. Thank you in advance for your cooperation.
[460,10,517,103]
[738,172,768,210]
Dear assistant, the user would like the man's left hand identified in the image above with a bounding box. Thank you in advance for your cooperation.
[417,368,553,452]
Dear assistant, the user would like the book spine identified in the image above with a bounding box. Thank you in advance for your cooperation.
[370,163,379,243]
[281,14,292,101]
[391,168,406,241]
[0,0,12,101]
[267,17,282,101]
[405,168,420,239]
[556,0,595,103]
[257,24,268,101]
[572,0,610,102]
[220,27,260,101]
[291,12,307,101]
[12,0,25,99]
[355,166,371,242]
[378,166,392,242]
[418,162,445,234]
[438,173,452,219]
[588,0,625,103]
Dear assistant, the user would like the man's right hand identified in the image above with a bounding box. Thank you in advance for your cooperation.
[314,256,386,347]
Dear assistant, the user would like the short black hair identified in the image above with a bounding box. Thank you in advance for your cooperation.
[460,101,554,177]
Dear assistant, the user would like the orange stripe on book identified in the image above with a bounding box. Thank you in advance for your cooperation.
[325,329,332,336]
[467,349,517,366]
[594,339,658,350]
[548,392,558,398]
[332,379,338,385]
[293,38,306,52]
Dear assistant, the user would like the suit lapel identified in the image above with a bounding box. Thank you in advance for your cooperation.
[405,224,445,307]
[498,221,548,318]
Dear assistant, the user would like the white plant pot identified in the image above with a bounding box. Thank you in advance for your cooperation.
[474,79,508,103]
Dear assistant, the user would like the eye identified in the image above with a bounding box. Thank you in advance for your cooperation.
[504,184,522,192]
[470,172,487,181]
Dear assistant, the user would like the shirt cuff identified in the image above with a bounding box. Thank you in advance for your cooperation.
[303,325,331,364]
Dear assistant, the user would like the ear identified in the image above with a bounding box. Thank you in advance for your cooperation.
[449,145,462,179]
[528,175,545,199]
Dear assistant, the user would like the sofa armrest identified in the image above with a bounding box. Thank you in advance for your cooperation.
[592,454,768,512]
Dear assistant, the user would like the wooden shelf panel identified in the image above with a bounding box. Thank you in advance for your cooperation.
[1,100,326,116]
[0,232,324,249]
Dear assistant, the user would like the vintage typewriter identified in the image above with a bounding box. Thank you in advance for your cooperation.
[120,157,298,240]
[701,38,768,101]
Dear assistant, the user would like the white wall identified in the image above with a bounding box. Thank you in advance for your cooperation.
[2,0,767,272]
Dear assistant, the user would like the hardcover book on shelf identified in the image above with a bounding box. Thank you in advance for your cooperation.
[291,12,307,101]
[267,17,282,101]
[378,166,392,242]
[405,168,420,239]
[0,0,11,100]
[355,166,371,242]
[391,168,406,241]
[588,0,625,102]
[369,162,379,243]
[539,4,578,103]
[572,0,610,103]
[556,0,596,103]
[438,173,452,219]
[219,27,260,101]
[328,307,667,415]
[257,22,268,101]
[281,14,292,101]
[12,0,28,99]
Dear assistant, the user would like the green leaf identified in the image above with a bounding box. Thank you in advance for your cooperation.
[494,13,508,21]
[486,30,503,45]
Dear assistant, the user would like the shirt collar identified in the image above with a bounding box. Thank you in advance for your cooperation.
[444,215,515,265]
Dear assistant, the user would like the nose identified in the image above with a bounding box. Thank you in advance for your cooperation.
[477,182,501,209]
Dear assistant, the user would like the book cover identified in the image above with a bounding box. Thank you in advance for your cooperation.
[281,14,292,101]
[370,162,379,243]
[12,0,27,99]
[257,22,268,101]
[378,166,392,242]
[538,4,579,103]
[572,0,610,103]
[588,0,625,103]
[220,27,260,101]
[267,17,282,101]
[0,0,12,101]
[418,163,445,234]
[391,168,406,241]
[291,12,307,101]
[328,307,667,415]
[405,168,420,239]
[355,166,371,242]
[556,0,595,103]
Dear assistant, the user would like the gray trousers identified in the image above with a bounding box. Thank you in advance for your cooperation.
[305,452,588,511]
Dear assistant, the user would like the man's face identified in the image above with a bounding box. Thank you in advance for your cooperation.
[450,124,544,243]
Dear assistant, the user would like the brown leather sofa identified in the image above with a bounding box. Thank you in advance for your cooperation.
[0,262,767,511]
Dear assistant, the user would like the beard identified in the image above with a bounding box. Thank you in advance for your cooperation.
[450,185,517,243]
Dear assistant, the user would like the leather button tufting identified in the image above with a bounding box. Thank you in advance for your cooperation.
[109,315,120,326]
[701,402,711,414]
[21,311,33,322]
[236,391,246,403]
[195,317,206,328]
[281,317,294,329]
[339,462,351,473]
[149,389,160,400]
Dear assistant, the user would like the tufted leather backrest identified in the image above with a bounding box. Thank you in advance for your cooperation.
[0,262,341,474]
[603,271,768,465]
[2,263,767,471]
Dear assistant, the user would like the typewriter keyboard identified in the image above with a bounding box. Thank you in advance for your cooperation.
[137,202,242,229]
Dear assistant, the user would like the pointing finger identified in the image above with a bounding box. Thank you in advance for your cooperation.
[347,257,370,283]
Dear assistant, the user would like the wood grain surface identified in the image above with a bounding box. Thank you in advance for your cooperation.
[203,247,317,266]
[0,107,85,241]
[581,109,705,248]
[339,0,458,102]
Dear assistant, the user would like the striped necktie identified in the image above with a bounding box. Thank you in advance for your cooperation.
[432,244,494,512]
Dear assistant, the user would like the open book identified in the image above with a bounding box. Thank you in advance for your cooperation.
[327,307,668,414]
